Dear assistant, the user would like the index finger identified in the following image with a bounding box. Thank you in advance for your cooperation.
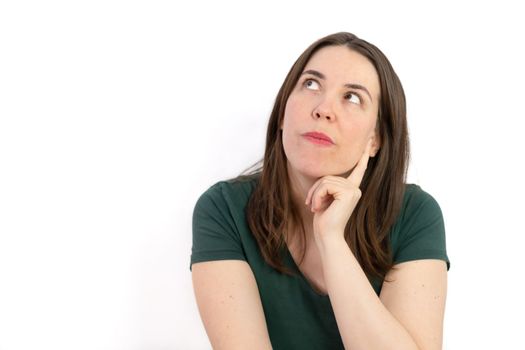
[347,138,373,187]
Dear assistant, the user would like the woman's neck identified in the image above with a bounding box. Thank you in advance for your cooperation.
[286,163,316,237]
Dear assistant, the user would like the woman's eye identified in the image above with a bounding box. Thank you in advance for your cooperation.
[345,92,361,105]
[303,79,319,90]
[303,78,361,105]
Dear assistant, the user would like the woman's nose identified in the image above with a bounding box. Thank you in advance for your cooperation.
[313,98,336,121]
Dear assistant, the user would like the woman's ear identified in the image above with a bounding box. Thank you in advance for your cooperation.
[370,132,381,157]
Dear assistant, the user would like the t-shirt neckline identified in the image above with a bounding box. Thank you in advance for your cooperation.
[283,244,330,298]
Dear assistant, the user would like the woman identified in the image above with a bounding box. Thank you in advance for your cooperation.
[190,32,450,350]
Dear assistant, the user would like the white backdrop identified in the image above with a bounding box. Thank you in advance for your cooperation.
[1,0,524,349]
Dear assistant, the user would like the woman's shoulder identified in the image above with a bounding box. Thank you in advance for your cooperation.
[393,182,445,236]
[390,183,450,270]
[401,183,442,215]
[196,173,260,210]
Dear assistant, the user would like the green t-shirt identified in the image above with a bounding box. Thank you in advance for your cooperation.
[190,175,450,349]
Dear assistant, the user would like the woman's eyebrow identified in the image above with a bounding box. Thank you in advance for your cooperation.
[301,69,373,102]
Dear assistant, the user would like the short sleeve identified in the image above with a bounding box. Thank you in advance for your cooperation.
[190,182,247,271]
[393,187,451,271]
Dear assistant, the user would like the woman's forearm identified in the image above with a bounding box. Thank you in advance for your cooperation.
[318,235,420,350]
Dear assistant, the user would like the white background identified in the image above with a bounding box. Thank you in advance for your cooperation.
[1,0,524,349]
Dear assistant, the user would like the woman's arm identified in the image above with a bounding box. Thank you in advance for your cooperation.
[318,236,447,350]
[192,260,273,350]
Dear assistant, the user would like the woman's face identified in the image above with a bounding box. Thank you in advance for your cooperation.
[281,45,381,180]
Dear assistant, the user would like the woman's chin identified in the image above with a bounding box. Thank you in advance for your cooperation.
[299,167,337,180]
[287,159,347,179]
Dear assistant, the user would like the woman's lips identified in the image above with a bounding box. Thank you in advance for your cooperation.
[302,131,334,143]
[303,134,335,146]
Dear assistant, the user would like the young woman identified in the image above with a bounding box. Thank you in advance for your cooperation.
[190,32,450,350]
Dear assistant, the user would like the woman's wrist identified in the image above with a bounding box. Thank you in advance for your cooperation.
[316,232,347,259]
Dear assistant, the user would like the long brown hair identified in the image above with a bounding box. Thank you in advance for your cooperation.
[230,32,409,282]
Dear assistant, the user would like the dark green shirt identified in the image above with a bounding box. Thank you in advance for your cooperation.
[190,175,450,349]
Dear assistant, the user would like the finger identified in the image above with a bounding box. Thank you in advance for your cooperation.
[311,183,334,212]
[306,176,341,206]
[347,138,372,187]
[305,177,324,206]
